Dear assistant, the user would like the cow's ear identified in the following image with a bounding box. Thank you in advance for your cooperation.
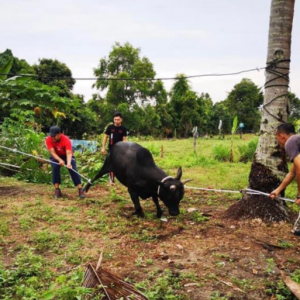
[175,167,182,180]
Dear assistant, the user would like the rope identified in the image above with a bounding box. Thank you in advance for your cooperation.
[0,145,92,184]
[157,176,173,196]
[0,165,21,173]
[261,59,290,122]
[0,162,21,169]
[184,186,241,194]
[0,66,266,81]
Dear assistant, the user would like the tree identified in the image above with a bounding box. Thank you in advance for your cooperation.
[93,42,156,107]
[288,92,300,125]
[33,58,76,97]
[0,49,36,77]
[225,0,296,221]
[197,93,214,135]
[224,78,263,132]
[210,102,232,135]
[169,75,201,137]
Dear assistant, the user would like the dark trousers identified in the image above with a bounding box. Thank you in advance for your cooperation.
[108,146,114,183]
[50,156,81,186]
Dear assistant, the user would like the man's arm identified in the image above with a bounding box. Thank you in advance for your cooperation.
[270,164,296,199]
[49,148,65,166]
[293,155,300,204]
[66,150,72,169]
[101,134,108,155]
[123,136,127,141]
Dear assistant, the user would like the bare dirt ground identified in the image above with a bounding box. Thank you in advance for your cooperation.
[1,179,300,299]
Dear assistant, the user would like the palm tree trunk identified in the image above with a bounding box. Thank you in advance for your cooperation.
[225,0,295,221]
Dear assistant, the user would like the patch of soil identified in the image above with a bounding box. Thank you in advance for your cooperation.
[223,195,289,222]
[0,186,25,197]
[224,161,289,222]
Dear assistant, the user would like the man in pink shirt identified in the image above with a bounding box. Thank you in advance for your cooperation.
[45,126,85,199]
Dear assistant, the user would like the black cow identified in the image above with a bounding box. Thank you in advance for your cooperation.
[83,142,191,217]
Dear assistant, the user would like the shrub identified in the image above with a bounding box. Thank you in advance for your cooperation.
[212,144,231,162]
[238,138,258,163]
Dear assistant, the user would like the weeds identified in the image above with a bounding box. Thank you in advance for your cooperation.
[135,269,189,300]
[238,137,258,163]
[212,144,231,162]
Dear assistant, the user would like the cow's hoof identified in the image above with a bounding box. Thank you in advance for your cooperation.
[133,210,145,218]
[156,210,163,218]
[83,184,91,193]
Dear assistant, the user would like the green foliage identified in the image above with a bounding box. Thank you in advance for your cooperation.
[0,220,9,237]
[212,144,231,162]
[210,102,232,135]
[238,137,258,162]
[0,50,97,139]
[94,42,156,107]
[210,291,228,300]
[135,269,188,300]
[0,58,13,80]
[0,248,45,299]
[288,92,300,126]
[0,116,52,182]
[33,58,76,97]
[0,49,36,79]
[0,247,92,300]
[191,211,209,223]
[231,116,238,134]
[224,78,263,132]
[169,75,203,138]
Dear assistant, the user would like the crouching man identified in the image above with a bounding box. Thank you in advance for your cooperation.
[45,126,85,199]
[270,123,300,204]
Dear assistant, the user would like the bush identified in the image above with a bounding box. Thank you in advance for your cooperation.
[212,144,231,162]
[238,138,258,163]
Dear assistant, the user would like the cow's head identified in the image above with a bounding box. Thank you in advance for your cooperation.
[157,167,192,216]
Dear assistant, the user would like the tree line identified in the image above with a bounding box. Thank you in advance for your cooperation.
[0,44,299,139]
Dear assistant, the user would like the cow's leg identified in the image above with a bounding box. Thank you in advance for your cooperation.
[83,157,111,192]
[152,196,163,218]
[128,189,144,217]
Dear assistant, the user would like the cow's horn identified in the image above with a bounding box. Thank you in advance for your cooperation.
[182,179,193,185]
[170,185,176,191]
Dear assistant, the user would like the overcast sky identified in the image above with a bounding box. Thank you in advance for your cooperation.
[1,0,299,103]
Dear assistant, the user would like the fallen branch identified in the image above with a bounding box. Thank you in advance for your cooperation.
[254,239,284,251]
[282,272,300,299]
[216,277,245,293]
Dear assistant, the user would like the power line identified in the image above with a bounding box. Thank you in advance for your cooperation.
[0,66,266,81]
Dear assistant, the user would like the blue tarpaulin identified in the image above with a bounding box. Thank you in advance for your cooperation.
[71,140,98,153]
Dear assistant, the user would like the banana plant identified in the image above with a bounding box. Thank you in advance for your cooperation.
[0,58,13,81]
[230,116,238,162]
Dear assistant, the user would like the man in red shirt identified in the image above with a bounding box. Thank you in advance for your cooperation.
[45,126,85,199]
